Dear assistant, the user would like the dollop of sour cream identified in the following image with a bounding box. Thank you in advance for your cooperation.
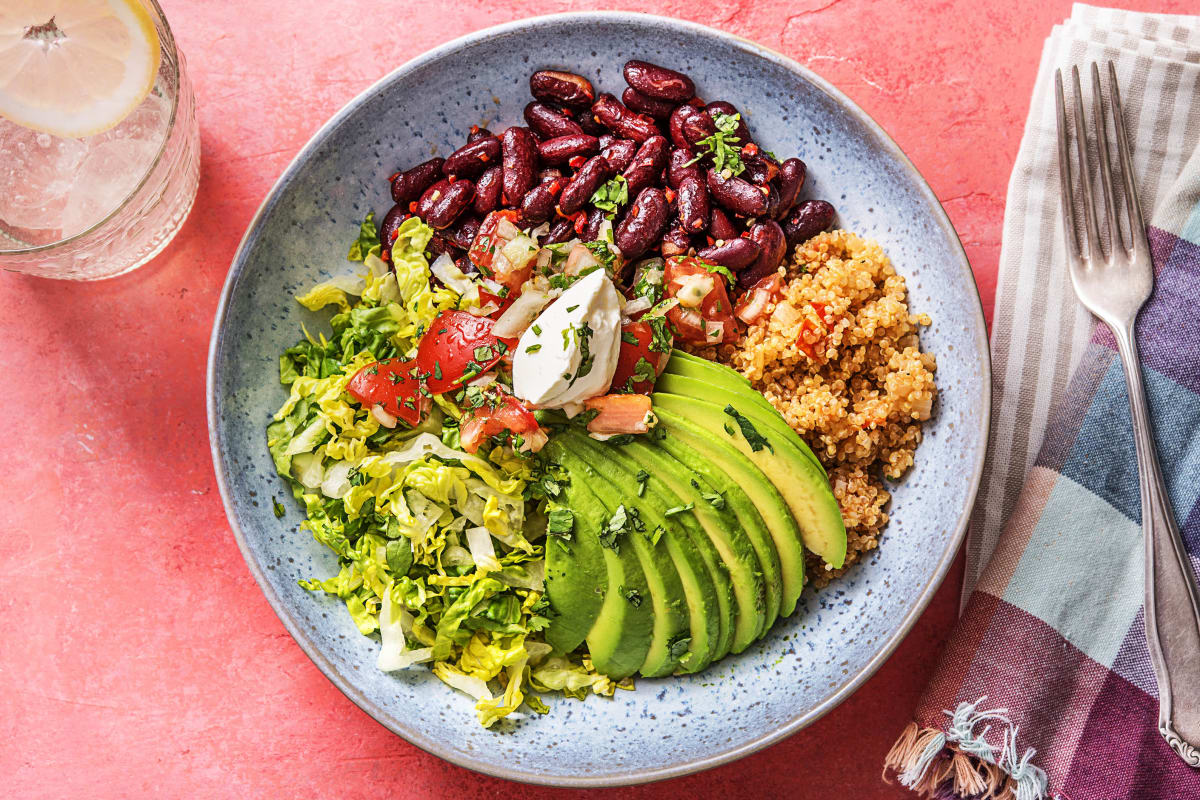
[512,269,621,409]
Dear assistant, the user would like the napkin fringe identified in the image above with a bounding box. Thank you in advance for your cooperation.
[883,698,1048,800]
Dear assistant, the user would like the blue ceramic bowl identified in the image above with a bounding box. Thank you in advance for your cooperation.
[208,12,989,787]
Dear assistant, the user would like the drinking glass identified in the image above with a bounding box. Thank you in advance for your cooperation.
[0,0,200,280]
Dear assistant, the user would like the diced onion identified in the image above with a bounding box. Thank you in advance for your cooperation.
[736,289,771,324]
[492,287,550,338]
[622,295,652,317]
[465,526,501,572]
[704,320,725,343]
[372,404,398,428]
[496,217,521,241]
[502,234,540,271]
[676,273,714,308]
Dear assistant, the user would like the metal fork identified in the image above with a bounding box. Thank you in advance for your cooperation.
[1056,62,1200,766]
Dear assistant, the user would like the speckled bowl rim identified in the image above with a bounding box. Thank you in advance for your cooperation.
[207,11,991,788]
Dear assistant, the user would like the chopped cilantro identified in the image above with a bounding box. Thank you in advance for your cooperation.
[685,112,746,176]
[621,330,639,345]
[667,635,692,661]
[604,434,635,446]
[623,587,643,608]
[648,525,666,546]
[547,508,575,540]
[724,404,774,453]
[702,491,726,509]
[598,504,644,550]
[532,324,542,336]
[723,422,736,436]
[636,469,650,497]
[664,503,694,517]
[271,497,286,518]
[473,344,494,362]
[432,361,443,381]
[631,356,656,386]
[583,239,620,273]
[590,174,629,214]
[644,309,675,353]
[525,344,542,353]
[701,261,735,284]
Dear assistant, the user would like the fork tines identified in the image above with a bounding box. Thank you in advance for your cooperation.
[1054,61,1147,265]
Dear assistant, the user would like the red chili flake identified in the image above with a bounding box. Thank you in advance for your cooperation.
[547,180,562,197]
[811,302,829,324]
[742,143,759,157]
[664,188,676,204]
[388,171,400,182]
[573,214,587,235]
[705,235,715,245]
[408,201,418,213]
[568,155,587,169]
[630,204,641,217]
[447,174,457,183]
[469,125,482,135]
[381,249,391,262]
[390,228,400,242]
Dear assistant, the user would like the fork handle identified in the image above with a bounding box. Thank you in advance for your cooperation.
[1112,324,1200,765]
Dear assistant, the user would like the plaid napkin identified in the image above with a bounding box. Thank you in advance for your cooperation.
[884,6,1200,799]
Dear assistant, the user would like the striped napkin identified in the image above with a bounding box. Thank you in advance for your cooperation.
[884,5,1200,798]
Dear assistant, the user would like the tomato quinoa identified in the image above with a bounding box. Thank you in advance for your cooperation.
[712,230,937,586]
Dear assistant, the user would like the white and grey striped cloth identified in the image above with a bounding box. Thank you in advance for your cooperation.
[965,4,1200,602]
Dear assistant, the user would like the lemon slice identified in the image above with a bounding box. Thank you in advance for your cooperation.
[0,0,160,138]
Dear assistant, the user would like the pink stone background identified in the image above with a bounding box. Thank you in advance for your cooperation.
[3,1,1192,796]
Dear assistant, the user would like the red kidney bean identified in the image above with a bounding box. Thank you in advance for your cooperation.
[704,101,752,145]
[669,104,717,150]
[616,187,669,259]
[774,158,806,220]
[743,153,780,185]
[660,224,692,258]
[417,178,475,230]
[541,217,575,245]
[697,237,760,271]
[623,60,695,102]
[426,233,454,259]
[378,204,410,251]
[676,175,709,234]
[537,133,599,165]
[467,126,492,143]
[578,112,607,137]
[518,183,557,226]
[710,207,739,240]
[622,87,676,119]
[447,213,481,250]
[500,127,538,205]
[740,220,787,288]
[558,155,614,215]
[582,207,607,242]
[391,157,444,204]
[622,135,669,195]
[591,93,660,142]
[473,165,502,215]
[524,102,583,140]
[530,70,595,110]
[707,171,768,217]
[667,147,702,188]
[782,200,836,249]
[601,138,638,172]
[443,136,500,179]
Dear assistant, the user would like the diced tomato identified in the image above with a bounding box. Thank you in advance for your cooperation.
[734,273,785,325]
[663,256,739,345]
[609,320,671,394]
[467,210,533,294]
[346,358,425,428]
[584,394,654,435]
[416,310,517,394]
[460,391,544,454]
[477,285,516,318]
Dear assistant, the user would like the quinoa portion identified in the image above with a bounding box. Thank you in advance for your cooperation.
[714,230,936,587]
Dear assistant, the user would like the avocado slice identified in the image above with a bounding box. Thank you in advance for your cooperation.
[621,438,767,653]
[541,440,619,653]
[562,430,722,675]
[574,434,736,665]
[661,353,826,476]
[652,406,812,614]
[546,440,656,679]
[648,428,784,634]
[653,393,848,571]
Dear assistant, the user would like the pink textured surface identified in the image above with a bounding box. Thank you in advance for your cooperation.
[3,1,1193,796]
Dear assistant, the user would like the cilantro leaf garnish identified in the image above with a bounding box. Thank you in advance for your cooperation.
[589,175,629,214]
[724,404,774,453]
[664,503,694,517]
[547,508,575,540]
[667,635,692,661]
[685,112,746,177]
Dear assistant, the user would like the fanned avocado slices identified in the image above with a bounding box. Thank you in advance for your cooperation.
[562,430,721,676]
[546,438,656,679]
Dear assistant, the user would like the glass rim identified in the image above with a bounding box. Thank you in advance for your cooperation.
[0,0,184,257]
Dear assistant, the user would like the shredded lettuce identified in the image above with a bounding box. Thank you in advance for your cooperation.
[268,213,626,729]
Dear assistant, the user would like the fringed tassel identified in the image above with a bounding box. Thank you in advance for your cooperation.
[883,697,1048,800]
